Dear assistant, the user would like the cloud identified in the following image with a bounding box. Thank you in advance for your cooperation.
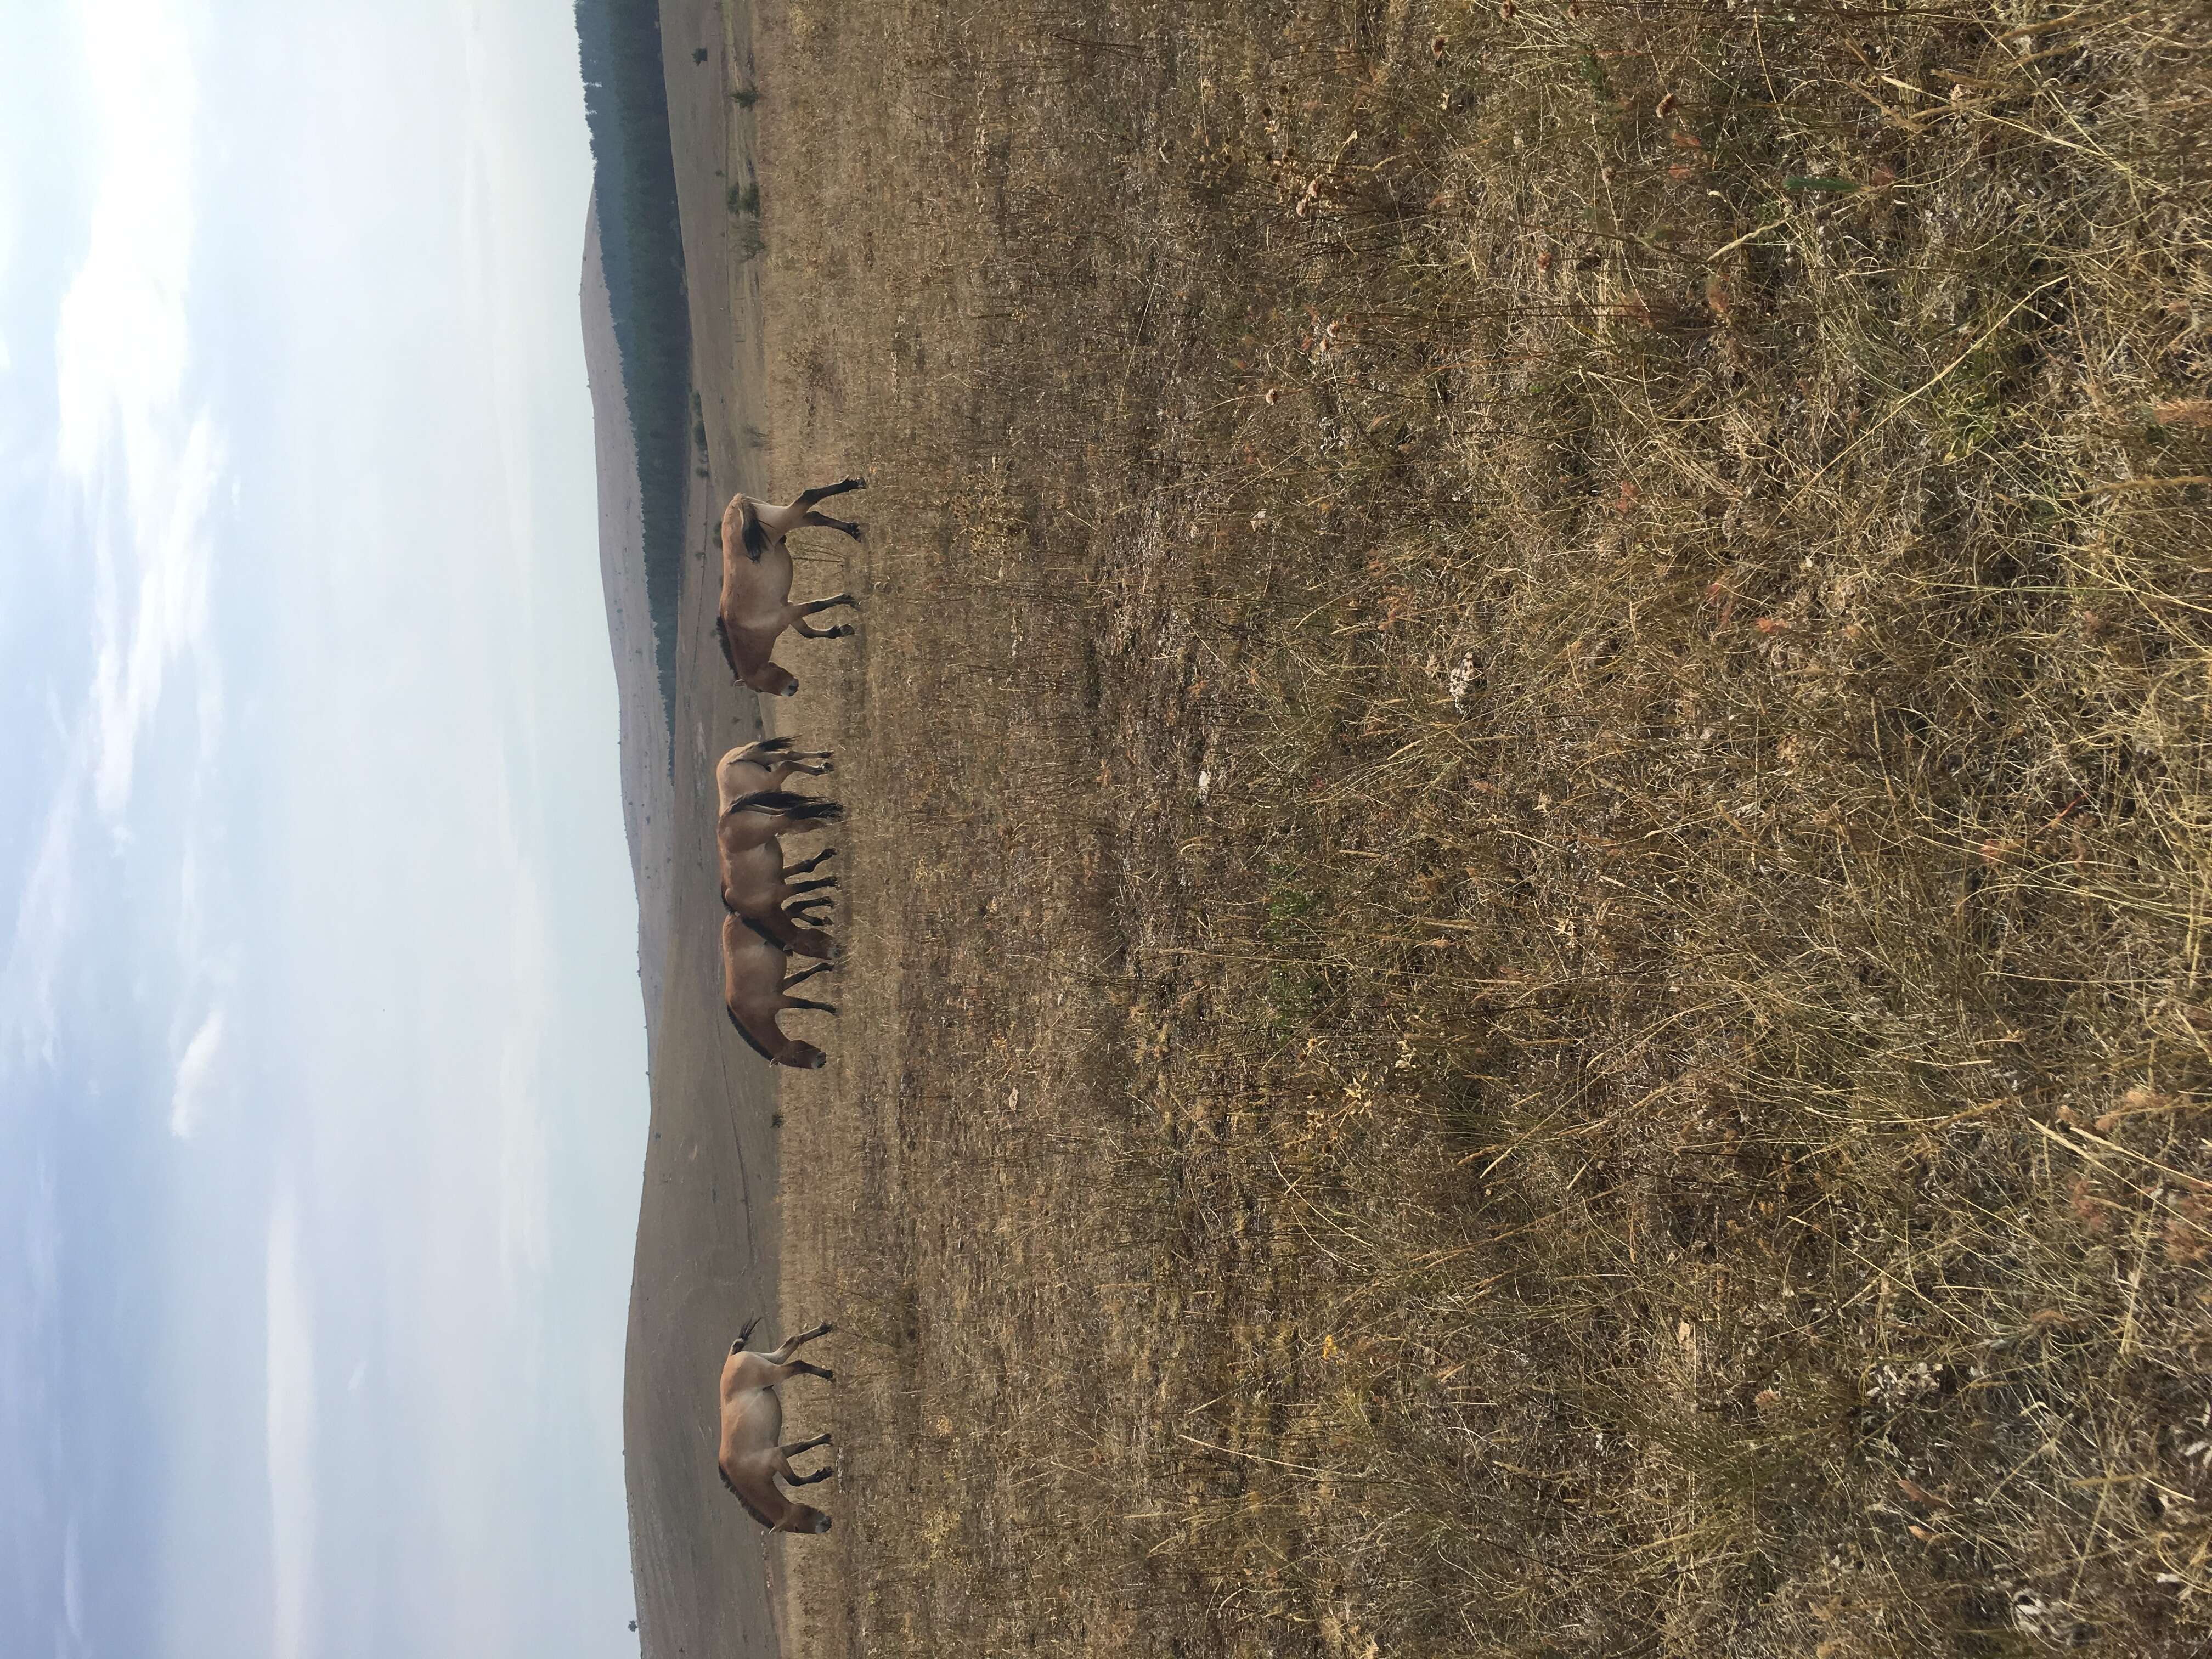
[0,783,82,1066]
[167,1007,225,1139]
[264,1182,317,1659]
[53,0,224,826]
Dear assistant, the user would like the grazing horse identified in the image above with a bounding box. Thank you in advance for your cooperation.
[720,838,837,961]
[714,751,842,958]
[715,481,865,697]
[721,913,837,1069]
[718,1317,836,1534]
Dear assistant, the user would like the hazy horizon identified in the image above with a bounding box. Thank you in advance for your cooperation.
[2,4,653,1656]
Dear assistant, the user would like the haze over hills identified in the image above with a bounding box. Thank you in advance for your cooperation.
[582,189,674,1053]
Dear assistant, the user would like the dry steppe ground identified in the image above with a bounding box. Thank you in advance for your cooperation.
[733,3,2212,1654]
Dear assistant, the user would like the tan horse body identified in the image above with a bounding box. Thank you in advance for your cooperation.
[714,743,840,959]
[718,1318,836,1534]
[716,482,865,697]
[715,737,833,802]
[721,913,837,1068]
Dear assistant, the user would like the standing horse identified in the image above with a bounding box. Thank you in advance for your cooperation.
[721,913,837,1069]
[716,481,865,697]
[716,737,833,802]
[717,1317,836,1534]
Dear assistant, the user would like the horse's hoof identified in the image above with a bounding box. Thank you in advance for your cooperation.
[844,477,867,491]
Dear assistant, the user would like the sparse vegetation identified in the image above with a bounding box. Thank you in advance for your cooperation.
[751,4,2212,1656]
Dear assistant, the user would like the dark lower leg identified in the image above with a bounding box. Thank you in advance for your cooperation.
[785,997,838,1015]
[785,848,834,875]
[781,962,833,991]
[802,511,864,540]
[778,1432,832,1455]
[769,1322,833,1363]
[788,876,835,894]
[794,477,865,507]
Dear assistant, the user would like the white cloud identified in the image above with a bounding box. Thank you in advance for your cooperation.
[0,777,87,1067]
[264,1182,317,1659]
[167,1007,225,1139]
[53,0,223,825]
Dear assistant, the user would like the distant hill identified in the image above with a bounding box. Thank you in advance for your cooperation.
[574,0,691,745]
[581,192,674,1056]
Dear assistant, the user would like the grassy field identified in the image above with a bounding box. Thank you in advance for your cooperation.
[740,2,2212,1654]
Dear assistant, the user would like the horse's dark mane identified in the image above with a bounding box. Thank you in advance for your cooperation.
[713,616,740,676]
[720,1464,782,1531]
[725,1003,776,1064]
[737,914,785,950]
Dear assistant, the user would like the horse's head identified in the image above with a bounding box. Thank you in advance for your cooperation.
[784,1503,832,1535]
[791,928,840,963]
[778,1040,828,1071]
[744,659,800,698]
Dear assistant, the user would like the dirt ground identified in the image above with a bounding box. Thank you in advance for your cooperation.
[635,3,2212,1657]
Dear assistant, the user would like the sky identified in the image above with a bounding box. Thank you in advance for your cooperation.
[1,3,651,1656]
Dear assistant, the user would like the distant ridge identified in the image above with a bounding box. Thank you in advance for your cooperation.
[582,190,674,1057]
[574,0,692,751]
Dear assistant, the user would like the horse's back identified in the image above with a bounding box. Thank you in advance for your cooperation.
[720,1356,786,1450]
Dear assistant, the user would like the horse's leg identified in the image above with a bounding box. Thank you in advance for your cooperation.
[800,593,859,613]
[777,1359,836,1383]
[783,1464,834,1487]
[784,896,833,921]
[800,511,865,541]
[778,1432,833,1455]
[783,997,839,1015]
[784,848,835,876]
[780,962,834,991]
[787,876,836,895]
[770,1321,833,1356]
[792,617,854,640]
[793,477,866,506]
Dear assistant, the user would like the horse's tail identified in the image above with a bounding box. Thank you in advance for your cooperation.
[730,789,843,824]
[740,499,770,561]
[750,736,797,754]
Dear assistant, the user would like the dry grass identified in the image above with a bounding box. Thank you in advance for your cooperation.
[746,2,2212,1654]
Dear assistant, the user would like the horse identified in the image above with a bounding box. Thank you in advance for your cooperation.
[713,744,840,958]
[721,913,837,1069]
[717,1316,836,1534]
[715,737,833,803]
[716,481,865,698]
[717,789,842,857]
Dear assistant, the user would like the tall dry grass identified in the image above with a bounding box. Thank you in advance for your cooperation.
[746,2,2212,1654]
